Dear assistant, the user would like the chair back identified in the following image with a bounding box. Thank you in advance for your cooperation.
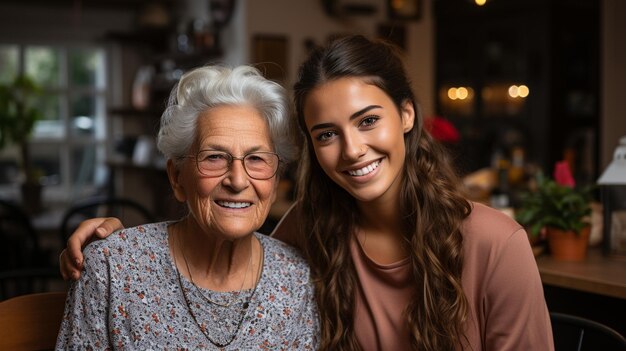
[59,196,156,245]
[551,312,626,351]
[0,199,41,271]
[0,268,66,301]
[0,291,67,350]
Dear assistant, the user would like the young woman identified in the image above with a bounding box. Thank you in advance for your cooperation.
[60,35,553,350]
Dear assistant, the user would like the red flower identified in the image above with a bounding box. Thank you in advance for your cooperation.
[424,116,460,143]
[553,160,575,188]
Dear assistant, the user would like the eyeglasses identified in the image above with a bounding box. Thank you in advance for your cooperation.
[185,150,280,180]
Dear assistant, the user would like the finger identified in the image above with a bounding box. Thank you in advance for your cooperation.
[94,217,124,239]
[59,249,81,281]
[59,249,69,280]
[66,218,109,267]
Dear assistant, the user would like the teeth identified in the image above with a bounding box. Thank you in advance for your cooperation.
[348,160,380,176]
[217,201,251,208]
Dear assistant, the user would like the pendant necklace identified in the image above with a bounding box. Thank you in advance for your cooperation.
[173,232,262,348]
[181,236,253,308]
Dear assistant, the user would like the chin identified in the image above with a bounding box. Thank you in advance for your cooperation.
[222,227,259,238]
[346,189,384,203]
[205,221,256,239]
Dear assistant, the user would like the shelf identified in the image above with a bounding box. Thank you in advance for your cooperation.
[153,48,223,66]
[4,0,176,11]
[102,27,173,53]
[107,159,165,172]
[104,29,222,67]
[109,107,162,117]
[108,106,163,119]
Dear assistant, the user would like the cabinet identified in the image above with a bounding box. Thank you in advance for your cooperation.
[434,0,599,185]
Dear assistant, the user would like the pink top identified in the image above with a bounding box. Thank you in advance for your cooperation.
[351,203,554,350]
[273,202,554,350]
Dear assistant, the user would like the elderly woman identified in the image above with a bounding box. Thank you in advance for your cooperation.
[55,65,319,350]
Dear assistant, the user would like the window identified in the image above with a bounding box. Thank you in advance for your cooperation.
[0,43,108,203]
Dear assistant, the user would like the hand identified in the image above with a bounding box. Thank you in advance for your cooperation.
[59,217,124,281]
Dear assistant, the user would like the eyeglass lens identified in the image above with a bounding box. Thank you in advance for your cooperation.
[196,150,278,179]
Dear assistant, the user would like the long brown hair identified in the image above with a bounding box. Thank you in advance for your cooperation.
[293,35,471,350]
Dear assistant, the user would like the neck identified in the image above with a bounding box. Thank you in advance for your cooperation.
[356,194,404,235]
[169,218,261,292]
[355,195,408,264]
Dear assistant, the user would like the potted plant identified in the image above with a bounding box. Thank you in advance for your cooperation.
[516,160,595,261]
[0,74,43,213]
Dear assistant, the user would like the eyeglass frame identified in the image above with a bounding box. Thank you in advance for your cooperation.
[180,149,281,180]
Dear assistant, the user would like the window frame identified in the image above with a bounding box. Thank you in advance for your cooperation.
[0,41,109,204]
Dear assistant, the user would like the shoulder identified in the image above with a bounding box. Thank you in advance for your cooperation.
[84,222,169,259]
[255,233,316,315]
[257,233,311,278]
[461,202,525,247]
[460,202,537,288]
[460,202,532,270]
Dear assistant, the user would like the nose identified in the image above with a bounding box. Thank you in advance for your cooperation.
[222,158,249,191]
[342,131,367,161]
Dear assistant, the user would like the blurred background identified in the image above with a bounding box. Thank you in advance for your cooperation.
[0,0,625,342]
[0,0,623,217]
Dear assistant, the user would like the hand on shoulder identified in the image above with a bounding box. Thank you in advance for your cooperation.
[59,217,124,280]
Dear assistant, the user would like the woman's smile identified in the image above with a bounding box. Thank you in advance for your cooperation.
[304,77,414,203]
[215,200,253,209]
[171,105,278,240]
[345,158,382,177]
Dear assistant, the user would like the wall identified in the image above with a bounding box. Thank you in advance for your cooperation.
[601,0,626,168]
[244,0,435,116]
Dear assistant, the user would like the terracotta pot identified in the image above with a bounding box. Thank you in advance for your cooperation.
[546,226,591,261]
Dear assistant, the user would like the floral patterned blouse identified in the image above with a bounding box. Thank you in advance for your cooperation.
[55,222,319,350]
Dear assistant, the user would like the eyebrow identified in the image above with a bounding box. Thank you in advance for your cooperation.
[198,145,265,154]
[309,105,382,132]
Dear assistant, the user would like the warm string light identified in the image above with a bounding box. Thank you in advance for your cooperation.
[508,84,529,98]
[446,85,528,101]
[447,86,473,100]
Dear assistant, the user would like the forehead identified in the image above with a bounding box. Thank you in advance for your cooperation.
[303,77,393,123]
[195,105,272,150]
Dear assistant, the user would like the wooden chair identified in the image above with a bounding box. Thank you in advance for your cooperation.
[0,291,67,351]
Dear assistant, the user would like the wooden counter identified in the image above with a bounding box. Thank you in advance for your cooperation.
[536,248,626,300]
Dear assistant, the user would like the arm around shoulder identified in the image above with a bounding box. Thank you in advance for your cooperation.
[61,217,125,281]
[270,202,304,250]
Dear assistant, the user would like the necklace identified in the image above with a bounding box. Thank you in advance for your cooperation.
[181,236,253,308]
[173,233,263,348]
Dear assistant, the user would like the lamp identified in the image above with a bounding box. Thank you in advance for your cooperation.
[597,136,626,257]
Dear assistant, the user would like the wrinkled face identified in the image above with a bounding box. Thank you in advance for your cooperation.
[303,77,414,205]
[169,105,278,240]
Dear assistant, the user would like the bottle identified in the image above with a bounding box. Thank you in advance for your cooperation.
[508,146,525,187]
[490,158,513,217]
